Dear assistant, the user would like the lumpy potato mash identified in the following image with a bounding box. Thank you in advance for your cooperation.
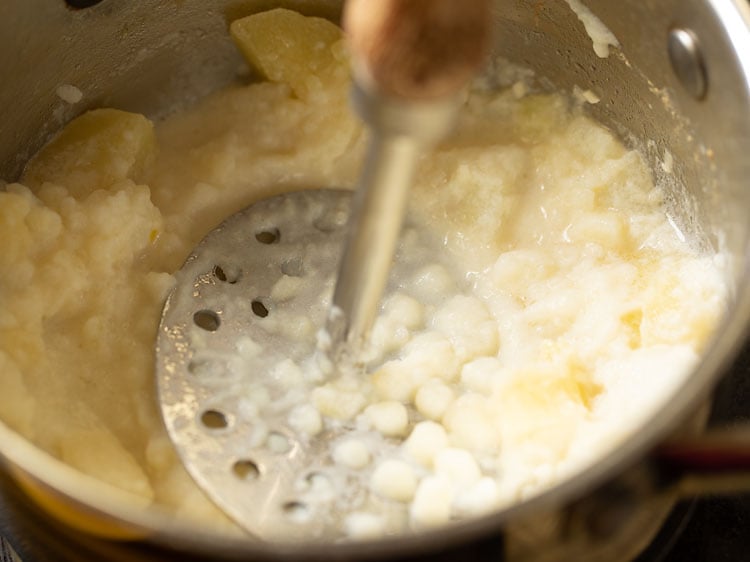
[0,8,726,537]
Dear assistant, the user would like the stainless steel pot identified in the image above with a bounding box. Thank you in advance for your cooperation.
[1,0,749,560]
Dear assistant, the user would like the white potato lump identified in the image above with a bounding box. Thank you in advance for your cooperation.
[0,8,727,539]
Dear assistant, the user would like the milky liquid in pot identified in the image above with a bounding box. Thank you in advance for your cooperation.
[0,11,728,539]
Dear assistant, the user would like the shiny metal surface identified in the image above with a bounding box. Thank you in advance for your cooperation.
[330,0,490,360]
[156,189,458,541]
[157,190,354,541]
[668,28,709,100]
[329,87,457,360]
[0,0,749,560]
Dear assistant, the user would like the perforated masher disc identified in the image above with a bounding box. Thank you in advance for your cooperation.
[155,190,450,541]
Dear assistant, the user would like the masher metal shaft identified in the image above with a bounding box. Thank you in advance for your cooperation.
[329,90,456,360]
[329,129,420,357]
[328,0,492,361]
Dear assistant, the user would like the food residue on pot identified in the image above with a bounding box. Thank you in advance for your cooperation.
[565,0,620,58]
[0,8,727,539]
[55,84,84,105]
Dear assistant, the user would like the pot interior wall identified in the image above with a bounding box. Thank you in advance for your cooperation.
[2,0,748,275]
[0,0,342,181]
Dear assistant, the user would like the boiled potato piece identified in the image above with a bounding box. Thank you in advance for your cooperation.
[22,109,156,198]
[59,427,154,502]
[0,351,36,436]
[230,8,347,99]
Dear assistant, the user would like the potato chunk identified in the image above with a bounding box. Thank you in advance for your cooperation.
[230,8,346,99]
[59,428,154,502]
[22,108,156,198]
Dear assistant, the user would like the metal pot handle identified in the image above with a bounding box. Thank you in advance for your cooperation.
[653,426,750,495]
[534,426,750,558]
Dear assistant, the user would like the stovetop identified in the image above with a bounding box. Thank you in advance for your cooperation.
[1,341,749,562]
[641,339,750,562]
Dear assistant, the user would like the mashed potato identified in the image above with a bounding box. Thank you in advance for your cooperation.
[0,8,726,537]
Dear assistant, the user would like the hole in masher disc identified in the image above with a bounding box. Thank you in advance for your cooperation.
[283,501,310,523]
[251,300,269,318]
[281,257,305,277]
[194,309,220,331]
[201,409,229,429]
[233,459,261,481]
[255,228,280,244]
[268,432,291,453]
